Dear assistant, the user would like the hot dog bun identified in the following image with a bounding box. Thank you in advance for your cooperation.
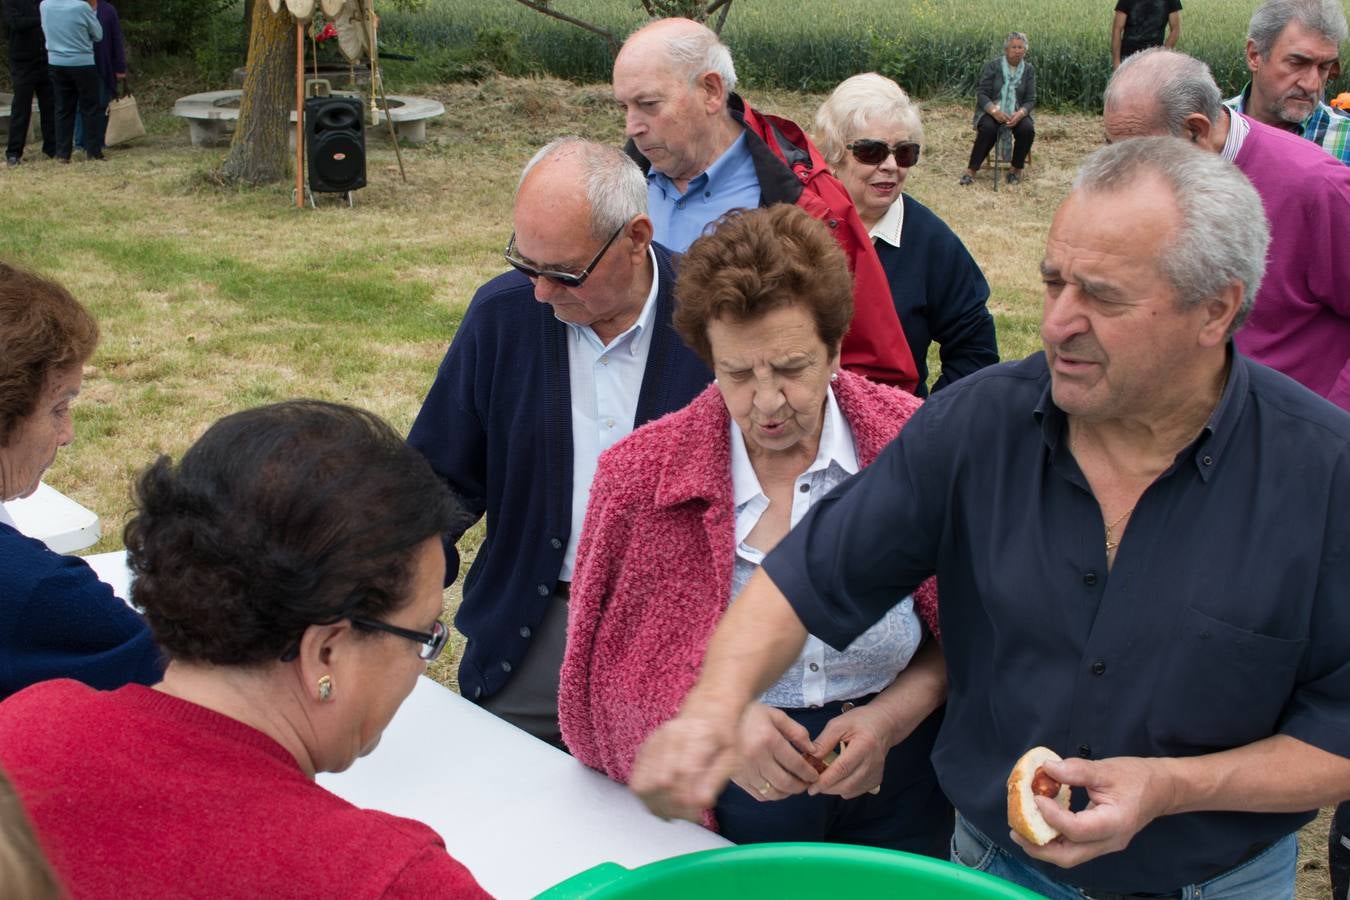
[1007,746,1071,846]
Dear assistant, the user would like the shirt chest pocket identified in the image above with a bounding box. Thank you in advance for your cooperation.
[1148,605,1306,753]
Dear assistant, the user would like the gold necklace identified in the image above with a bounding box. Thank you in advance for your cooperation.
[1070,426,1136,555]
[1103,506,1133,554]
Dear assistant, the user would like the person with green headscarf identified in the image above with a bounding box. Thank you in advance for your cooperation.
[960,32,1036,186]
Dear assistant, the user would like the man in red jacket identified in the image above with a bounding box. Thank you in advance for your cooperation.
[612,17,920,392]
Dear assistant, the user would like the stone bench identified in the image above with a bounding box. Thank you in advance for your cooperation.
[0,93,40,143]
[171,90,444,147]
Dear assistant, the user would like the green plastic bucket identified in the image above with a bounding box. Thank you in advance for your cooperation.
[535,843,1044,899]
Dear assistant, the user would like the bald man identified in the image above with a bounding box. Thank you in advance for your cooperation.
[408,138,709,746]
[612,18,920,392]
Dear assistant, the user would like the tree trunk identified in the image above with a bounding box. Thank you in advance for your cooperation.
[220,2,294,186]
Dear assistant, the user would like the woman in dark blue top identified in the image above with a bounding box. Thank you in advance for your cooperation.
[0,262,162,700]
[815,73,998,397]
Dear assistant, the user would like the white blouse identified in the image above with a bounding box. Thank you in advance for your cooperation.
[728,386,923,709]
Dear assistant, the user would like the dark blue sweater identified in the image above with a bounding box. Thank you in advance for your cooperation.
[0,522,164,700]
[408,245,711,702]
[876,194,998,397]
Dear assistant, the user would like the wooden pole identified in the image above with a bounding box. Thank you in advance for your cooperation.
[295,18,304,208]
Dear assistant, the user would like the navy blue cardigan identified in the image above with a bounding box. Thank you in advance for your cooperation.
[876,195,999,397]
[408,244,711,702]
[0,522,164,700]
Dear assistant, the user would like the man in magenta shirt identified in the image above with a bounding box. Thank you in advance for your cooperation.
[1105,48,1350,411]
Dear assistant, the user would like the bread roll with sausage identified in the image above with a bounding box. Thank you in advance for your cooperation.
[1007,746,1071,846]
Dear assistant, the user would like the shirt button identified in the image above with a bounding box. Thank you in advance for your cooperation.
[500,661,512,673]
[605,418,615,429]
[808,663,819,672]
[536,584,549,596]
[1091,660,1106,676]
[1083,571,1098,586]
[1078,744,1092,758]
[519,626,532,639]
[1201,454,1213,466]
[599,356,609,366]
[550,538,562,549]
[798,483,810,493]
[675,201,684,209]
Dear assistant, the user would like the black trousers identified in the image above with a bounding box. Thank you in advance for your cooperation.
[968,113,1034,171]
[49,64,103,160]
[713,702,952,856]
[6,55,55,159]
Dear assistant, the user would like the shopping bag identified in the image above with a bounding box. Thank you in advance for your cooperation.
[105,85,146,146]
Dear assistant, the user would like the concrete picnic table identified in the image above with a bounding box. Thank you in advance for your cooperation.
[172,89,444,147]
[4,482,101,553]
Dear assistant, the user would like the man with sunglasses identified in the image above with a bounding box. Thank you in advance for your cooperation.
[407,138,710,748]
[612,17,920,393]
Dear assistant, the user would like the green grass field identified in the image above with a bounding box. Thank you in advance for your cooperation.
[375,0,1349,108]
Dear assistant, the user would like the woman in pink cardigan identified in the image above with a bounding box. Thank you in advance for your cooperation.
[559,205,951,854]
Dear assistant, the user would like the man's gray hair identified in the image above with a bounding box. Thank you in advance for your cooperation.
[518,137,647,239]
[1248,0,1348,58]
[1073,137,1268,333]
[653,20,738,93]
[1106,48,1223,135]
[814,72,925,167]
[1005,31,1029,50]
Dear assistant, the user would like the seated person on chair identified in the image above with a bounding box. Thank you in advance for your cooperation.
[961,32,1036,186]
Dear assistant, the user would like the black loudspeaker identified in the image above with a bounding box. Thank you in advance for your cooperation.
[306,95,366,193]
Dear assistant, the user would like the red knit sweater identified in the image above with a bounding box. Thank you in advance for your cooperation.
[0,680,490,899]
[559,371,938,823]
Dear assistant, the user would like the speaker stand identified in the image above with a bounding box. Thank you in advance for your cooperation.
[294,187,356,209]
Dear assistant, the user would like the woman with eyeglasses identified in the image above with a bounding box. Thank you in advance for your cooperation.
[0,400,491,898]
[560,205,951,855]
[815,73,998,398]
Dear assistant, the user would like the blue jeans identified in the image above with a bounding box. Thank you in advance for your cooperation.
[951,812,1296,899]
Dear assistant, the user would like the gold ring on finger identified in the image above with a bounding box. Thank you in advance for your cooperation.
[757,781,771,796]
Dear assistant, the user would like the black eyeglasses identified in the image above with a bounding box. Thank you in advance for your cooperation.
[846,139,921,168]
[504,223,626,288]
[351,616,449,662]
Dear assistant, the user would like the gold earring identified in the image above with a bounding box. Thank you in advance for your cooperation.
[317,674,333,702]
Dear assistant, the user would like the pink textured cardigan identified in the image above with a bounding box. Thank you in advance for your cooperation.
[558,370,939,820]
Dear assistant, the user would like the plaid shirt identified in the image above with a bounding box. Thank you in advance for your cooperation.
[1226,84,1350,165]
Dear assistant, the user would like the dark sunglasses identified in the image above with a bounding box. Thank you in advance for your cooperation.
[846,139,921,168]
[351,616,449,662]
[504,223,626,288]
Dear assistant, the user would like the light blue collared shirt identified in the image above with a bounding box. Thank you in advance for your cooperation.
[647,132,761,252]
[729,386,923,708]
[560,245,661,581]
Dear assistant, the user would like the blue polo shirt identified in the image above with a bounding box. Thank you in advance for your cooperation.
[647,131,760,252]
[762,350,1350,894]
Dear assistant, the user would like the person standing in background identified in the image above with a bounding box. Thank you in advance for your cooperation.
[2,0,56,166]
[39,0,104,162]
[1112,0,1183,68]
[74,0,125,155]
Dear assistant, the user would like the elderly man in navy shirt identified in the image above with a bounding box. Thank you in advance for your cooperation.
[627,137,1350,899]
[408,138,709,747]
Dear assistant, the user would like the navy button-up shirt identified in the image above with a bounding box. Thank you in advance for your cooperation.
[763,350,1350,893]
